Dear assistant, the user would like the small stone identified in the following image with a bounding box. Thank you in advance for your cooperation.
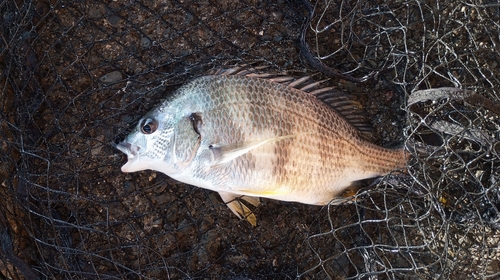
[107,14,121,26]
[88,5,104,19]
[100,71,123,84]
[141,35,152,48]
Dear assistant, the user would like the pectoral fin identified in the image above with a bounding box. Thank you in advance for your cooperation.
[211,134,298,165]
[218,192,260,226]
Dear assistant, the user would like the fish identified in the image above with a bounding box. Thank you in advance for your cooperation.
[115,66,407,226]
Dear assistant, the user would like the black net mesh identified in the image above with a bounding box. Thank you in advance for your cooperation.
[1,0,499,279]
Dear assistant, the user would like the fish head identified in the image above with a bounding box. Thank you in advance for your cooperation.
[116,110,182,175]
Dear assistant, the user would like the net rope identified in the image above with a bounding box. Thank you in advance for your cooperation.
[1,0,499,279]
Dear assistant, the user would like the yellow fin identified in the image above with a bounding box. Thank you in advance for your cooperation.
[218,192,259,226]
[211,134,299,165]
[235,189,289,197]
[239,195,260,207]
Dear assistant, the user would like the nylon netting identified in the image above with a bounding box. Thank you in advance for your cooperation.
[1,0,499,279]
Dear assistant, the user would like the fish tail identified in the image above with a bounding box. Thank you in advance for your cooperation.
[361,142,408,175]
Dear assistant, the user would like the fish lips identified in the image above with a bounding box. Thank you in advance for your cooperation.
[114,141,140,156]
[113,140,180,175]
[114,141,145,172]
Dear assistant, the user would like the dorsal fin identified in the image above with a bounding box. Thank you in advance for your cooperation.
[312,90,373,134]
[212,65,374,137]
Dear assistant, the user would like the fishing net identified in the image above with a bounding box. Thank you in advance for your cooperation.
[1,0,498,279]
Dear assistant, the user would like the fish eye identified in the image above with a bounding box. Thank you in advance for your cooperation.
[140,118,158,134]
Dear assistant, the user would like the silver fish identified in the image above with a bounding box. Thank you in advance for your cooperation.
[116,67,406,226]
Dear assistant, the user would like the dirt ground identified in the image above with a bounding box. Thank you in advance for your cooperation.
[1,0,499,279]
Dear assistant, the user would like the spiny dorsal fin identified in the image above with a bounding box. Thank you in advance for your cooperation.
[311,89,373,134]
[213,65,374,137]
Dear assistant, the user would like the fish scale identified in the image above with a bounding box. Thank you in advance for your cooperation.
[116,70,406,226]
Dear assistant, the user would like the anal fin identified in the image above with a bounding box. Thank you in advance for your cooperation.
[218,192,260,226]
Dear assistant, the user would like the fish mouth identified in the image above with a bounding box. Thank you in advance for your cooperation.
[114,141,141,158]
[114,141,147,173]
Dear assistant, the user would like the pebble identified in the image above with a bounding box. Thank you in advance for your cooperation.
[141,35,152,48]
[100,71,123,83]
[107,14,121,26]
[88,5,104,19]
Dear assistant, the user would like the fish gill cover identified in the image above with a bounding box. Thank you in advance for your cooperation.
[0,0,499,279]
